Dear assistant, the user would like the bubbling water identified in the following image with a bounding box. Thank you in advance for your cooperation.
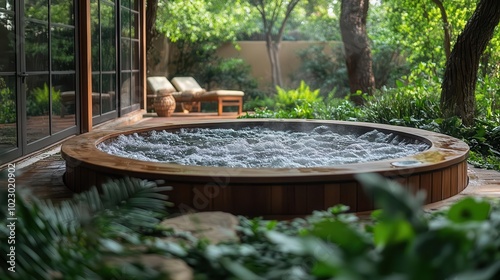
[97,126,430,168]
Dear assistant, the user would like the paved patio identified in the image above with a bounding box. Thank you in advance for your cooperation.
[2,112,500,212]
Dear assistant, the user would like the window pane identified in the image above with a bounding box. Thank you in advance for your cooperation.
[102,2,116,71]
[91,0,100,72]
[132,40,139,70]
[26,75,50,143]
[52,26,75,71]
[130,11,137,38]
[53,74,76,131]
[0,76,17,154]
[121,0,130,9]
[25,0,48,21]
[51,0,74,25]
[0,12,16,72]
[102,73,116,113]
[0,1,15,11]
[120,73,131,108]
[121,38,130,70]
[131,72,140,105]
[92,73,101,116]
[121,8,130,37]
[25,21,48,72]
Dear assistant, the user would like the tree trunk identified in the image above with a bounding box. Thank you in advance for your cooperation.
[440,0,500,125]
[431,0,452,59]
[340,0,375,105]
[145,0,158,52]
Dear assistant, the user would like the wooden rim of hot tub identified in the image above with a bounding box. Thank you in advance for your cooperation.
[62,119,470,218]
[62,119,469,184]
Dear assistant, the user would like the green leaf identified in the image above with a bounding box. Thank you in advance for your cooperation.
[373,219,414,247]
[309,220,368,255]
[447,197,491,223]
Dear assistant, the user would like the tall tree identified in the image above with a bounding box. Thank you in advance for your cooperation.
[146,0,158,52]
[440,0,500,125]
[340,0,375,105]
[249,0,301,87]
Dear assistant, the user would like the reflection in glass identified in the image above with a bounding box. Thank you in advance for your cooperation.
[120,73,131,108]
[132,41,139,70]
[92,74,101,116]
[102,2,116,72]
[53,74,76,132]
[121,38,131,70]
[121,8,130,37]
[132,72,140,105]
[25,21,49,72]
[52,26,75,71]
[90,1,100,72]
[0,1,15,11]
[131,12,137,38]
[102,73,116,113]
[121,0,130,9]
[0,12,16,72]
[0,76,17,155]
[26,75,50,143]
[50,0,74,25]
[25,0,48,21]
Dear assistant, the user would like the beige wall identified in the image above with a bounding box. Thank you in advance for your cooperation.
[217,41,341,89]
[147,39,341,89]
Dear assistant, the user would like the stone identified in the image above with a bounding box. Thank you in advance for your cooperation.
[160,211,239,244]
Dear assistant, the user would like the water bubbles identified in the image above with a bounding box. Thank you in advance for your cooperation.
[97,126,430,168]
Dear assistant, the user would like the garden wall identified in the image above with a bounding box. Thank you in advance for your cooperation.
[217,41,341,89]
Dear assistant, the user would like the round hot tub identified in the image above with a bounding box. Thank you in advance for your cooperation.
[62,119,469,219]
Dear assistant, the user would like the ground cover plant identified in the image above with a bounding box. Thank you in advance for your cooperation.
[3,174,500,279]
[242,65,500,171]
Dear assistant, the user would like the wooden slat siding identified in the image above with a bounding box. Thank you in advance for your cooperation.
[324,183,341,208]
[73,165,81,193]
[284,184,295,214]
[340,182,358,212]
[420,173,433,204]
[441,168,452,199]
[408,175,420,196]
[64,165,74,191]
[294,185,308,215]
[211,182,231,212]
[450,164,459,196]
[88,169,96,191]
[170,183,196,214]
[231,186,257,216]
[80,168,89,193]
[306,185,324,213]
[191,184,212,212]
[356,183,373,212]
[432,171,443,202]
[458,162,467,192]
[271,185,284,214]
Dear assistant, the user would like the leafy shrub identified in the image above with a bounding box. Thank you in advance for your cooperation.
[27,83,61,116]
[162,174,500,279]
[275,80,321,110]
[0,177,172,279]
[0,84,16,123]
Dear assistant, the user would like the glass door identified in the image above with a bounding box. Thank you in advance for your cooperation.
[0,0,78,165]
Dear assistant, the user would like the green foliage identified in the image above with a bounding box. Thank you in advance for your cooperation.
[156,174,500,279]
[157,0,258,44]
[243,62,500,170]
[27,83,61,117]
[292,44,349,97]
[275,81,321,110]
[0,177,172,279]
[0,78,16,123]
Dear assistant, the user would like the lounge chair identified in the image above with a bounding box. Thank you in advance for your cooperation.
[171,77,244,116]
[146,76,198,113]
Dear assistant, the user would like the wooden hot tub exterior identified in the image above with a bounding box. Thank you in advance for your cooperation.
[61,119,469,219]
